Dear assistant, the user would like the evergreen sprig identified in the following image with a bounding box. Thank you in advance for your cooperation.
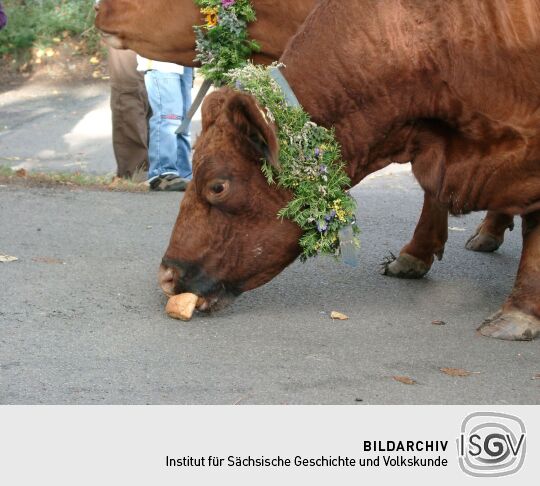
[227,63,360,260]
[194,0,260,84]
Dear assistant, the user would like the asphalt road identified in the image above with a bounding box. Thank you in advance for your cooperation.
[1,173,538,404]
[0,78,203,174]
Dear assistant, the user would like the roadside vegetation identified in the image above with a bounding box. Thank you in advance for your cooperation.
[0,0,100,58]
[0,0,104,79]
[0,166,149,192]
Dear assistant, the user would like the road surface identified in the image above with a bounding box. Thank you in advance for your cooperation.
[1,173,538,404]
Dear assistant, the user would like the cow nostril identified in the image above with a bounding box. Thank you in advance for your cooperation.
[158,265,177,297]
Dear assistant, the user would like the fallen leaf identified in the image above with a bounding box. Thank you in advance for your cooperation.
[432,320,446,326]
[89,56,100,65]
[331,311,349,320]
[393,376,417,385]
[441,367,477,377]
[0,254,18,263]
[15,168,27,177]
[32,257,65,265]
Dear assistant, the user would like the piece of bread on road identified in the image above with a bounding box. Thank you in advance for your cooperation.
[166,293,198,321]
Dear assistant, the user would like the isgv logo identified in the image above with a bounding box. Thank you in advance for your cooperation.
[457,412,526,477]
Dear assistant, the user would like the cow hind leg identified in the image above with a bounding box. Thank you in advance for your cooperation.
[465,211,514,252]
[382,193,448,279]
[478,211,540,341]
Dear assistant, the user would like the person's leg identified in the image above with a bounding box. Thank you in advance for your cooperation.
[145,70,185,182]
[108,48,149,178]
[177,67,193,180]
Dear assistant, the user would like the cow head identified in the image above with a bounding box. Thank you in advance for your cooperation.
[94,0,200,64]
[159,88,303,311]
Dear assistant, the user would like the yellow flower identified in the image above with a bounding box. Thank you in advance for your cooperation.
[331,200,347,222]
[332,199,342,210]
[201,7,219,27]
[337,212,347,223]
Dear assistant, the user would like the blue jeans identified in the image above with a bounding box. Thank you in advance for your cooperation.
[144,68,193,181]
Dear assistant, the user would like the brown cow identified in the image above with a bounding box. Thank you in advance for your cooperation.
[159,0,540,340]
[95,0,516,277]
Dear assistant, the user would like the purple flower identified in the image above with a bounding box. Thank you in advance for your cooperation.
[314,148,321,158]
[318,164,328,175]
[325,210,337,222]
[235,80,244,91]
[222,0,236,8]
[317,221,328,233]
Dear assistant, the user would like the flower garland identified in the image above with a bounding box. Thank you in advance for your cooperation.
[193,2,360,260]
[226,63,360,260]
[194,0,260,84]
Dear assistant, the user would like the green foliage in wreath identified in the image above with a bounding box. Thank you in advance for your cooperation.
[226,63,360,261]
[194,0,260,84]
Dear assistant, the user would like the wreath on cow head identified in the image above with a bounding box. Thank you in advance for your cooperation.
[194,3,360,260]
[226,64,360,260]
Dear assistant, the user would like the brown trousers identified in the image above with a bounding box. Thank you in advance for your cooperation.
[108,48,150,178]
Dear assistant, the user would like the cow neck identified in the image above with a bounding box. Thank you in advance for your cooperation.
[276,57,372,187]
[247,0,318,64]
[276,1,426,188]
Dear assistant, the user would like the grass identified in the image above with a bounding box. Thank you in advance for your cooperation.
[0,166,149,192]
[0,0,101,59]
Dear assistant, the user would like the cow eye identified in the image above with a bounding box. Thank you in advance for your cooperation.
[211,183,225,194]
[206,179,230,204]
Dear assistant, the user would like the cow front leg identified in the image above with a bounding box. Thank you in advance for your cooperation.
[465,211,514,252]
[478,211,540,340]
[382,193,448,279]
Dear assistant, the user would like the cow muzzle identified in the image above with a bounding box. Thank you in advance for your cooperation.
[158,260,239,313]
[94,2,125,49]
[98,32,125,49]
[158,264,177,298]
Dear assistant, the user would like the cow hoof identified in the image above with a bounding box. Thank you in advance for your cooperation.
[381,253,430,279]
[465,231,502,253]
[477,310,540,341]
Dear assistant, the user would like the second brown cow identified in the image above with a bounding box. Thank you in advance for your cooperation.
[159,0,540,341]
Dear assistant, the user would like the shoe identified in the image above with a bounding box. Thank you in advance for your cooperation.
[149,174,190,192]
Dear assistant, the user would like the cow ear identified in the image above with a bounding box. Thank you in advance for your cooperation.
[225,91,280,169]
[201,90,230,132]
